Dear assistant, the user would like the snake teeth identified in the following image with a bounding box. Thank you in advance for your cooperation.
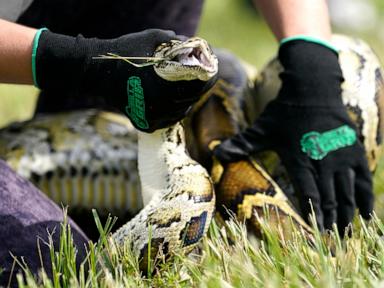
[175,48,202,67]
[172,47,216,71]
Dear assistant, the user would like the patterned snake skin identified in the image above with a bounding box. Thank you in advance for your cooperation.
[0,35,383,269]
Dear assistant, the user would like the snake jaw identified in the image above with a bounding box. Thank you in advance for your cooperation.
[154,37,218,82]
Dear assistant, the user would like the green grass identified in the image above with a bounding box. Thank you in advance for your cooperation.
[2,0,384,286]
[11,211,384,288]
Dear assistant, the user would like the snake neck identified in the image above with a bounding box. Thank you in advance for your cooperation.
[137,122,190,205]
[112,120,215,265]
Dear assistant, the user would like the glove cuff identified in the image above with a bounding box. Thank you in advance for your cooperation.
[277,39,344,107]
[31,28,48,88]
[280,35,339,54]
[34,29,111,91]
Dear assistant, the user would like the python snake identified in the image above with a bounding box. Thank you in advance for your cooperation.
[186,34,384,238]
[0,35,383,270]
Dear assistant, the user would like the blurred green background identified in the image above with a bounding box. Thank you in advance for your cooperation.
[1,0,384,211]
[2,0,384,128]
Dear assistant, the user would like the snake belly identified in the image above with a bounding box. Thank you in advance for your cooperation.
[112,123,215,272]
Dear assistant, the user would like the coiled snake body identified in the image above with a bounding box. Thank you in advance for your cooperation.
[0,35,383,269]
[188,34,384,237]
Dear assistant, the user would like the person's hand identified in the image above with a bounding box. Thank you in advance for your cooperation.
[214,40,373,232]
[33,29,215,132]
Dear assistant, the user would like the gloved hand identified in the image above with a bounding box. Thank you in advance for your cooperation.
[33,29,215,132]
[214,39,373,232]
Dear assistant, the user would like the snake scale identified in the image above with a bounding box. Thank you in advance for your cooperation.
[0,34,383,271]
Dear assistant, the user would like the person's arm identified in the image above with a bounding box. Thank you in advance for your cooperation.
[252,0,332,41]
[0,19,36,84]
[0,21,215,132]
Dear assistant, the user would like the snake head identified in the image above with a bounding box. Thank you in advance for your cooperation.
[153,37,219,82]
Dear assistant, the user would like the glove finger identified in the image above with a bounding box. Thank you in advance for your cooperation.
[172,93,201,105]
[290,167,324,230]
[163,101,195,113]
[213,122,271,163]
[334,169,356,233]
[354,161,374,219]
[146,29,178,42]
[317,173,337,231]
[175,34,189,42]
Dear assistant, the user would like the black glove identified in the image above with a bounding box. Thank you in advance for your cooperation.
[33,29,215,132]
[214,40,373,232]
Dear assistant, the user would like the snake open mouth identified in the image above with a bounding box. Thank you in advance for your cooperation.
[154,37,218,81]
[172,47,215,71]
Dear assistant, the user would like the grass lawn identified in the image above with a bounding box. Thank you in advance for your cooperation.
[14,211,384,287]
[2,0,384,287]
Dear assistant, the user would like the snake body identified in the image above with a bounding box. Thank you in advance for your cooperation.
[113,123,215,271]
[0,35,383,267]
[0,110,141,213]
[98,38,218,269]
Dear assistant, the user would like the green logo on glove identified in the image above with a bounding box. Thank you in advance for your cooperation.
[301,125,357,160]
[126,76,149,130]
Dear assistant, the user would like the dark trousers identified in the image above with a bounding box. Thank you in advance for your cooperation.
[0,159,89,287]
